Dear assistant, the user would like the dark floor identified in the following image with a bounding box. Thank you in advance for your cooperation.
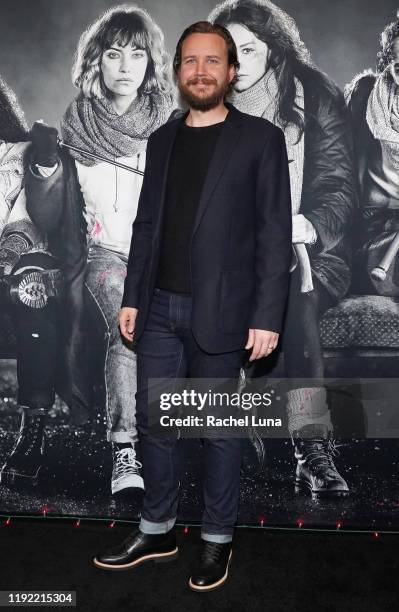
[2,518,399,612]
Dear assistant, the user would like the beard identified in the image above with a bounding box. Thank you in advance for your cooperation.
[178,75,231,111]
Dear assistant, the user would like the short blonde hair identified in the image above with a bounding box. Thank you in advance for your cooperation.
[72,4,174,101]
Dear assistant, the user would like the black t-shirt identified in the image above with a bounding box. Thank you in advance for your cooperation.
[155,117,225,294]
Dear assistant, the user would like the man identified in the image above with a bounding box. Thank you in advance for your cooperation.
[93,21,292,591]
[209,0,357,499]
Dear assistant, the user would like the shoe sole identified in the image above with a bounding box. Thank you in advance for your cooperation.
[112,483,145,495]
[111,476,145,495]
[188,550,232,592]
[295,480,349,499]
[92,547,179,571]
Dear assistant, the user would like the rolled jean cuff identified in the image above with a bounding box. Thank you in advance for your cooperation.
[201,532,233,544]
[107,429,138,444]
[19,405,48,416]
[139,516,176,534]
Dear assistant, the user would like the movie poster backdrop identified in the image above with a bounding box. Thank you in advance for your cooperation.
[0,0,399,530]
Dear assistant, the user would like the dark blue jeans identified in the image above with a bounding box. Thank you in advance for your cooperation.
[136,287,246,543]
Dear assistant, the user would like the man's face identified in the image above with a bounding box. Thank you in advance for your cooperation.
[227,23,270,93]
[177,32,235,111]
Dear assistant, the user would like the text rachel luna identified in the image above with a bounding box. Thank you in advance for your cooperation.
[159,415,282,427]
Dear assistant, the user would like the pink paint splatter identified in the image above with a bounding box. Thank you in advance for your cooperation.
[97,268,126,285]
[98,270,109,284]
[92,220,102,236]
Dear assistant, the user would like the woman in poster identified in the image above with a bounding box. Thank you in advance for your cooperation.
[209,0,357,498]
[345,12,399,298]
[25,5,174,495]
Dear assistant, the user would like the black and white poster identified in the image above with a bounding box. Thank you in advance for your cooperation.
[0,0,399,531]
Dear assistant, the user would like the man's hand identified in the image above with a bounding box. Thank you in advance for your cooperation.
[119,307,138,342]
[292,213,317,244]
[245,329,280,361]
[31,120,59,168]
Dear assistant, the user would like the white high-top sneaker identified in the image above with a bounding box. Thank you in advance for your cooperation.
[111,442,144,495]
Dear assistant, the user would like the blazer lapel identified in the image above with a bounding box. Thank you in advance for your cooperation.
[192,107,242,237]
[153,116,183,237]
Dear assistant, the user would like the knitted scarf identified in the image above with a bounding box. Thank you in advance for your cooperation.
[61,91,173,166]
[228,70,313,292]
[366,68,399,171]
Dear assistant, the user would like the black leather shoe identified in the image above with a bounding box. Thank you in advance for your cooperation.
[292,424,349,499]
[93,528,178,571]
[189,541,232,592]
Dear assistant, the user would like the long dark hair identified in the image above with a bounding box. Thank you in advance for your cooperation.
[72,4,174,103]
[209,0,340,137]
[0,74,29,143]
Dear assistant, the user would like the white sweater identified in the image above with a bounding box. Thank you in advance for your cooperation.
[76,151,146,262]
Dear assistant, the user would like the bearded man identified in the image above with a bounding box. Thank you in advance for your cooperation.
[93,21,292,592]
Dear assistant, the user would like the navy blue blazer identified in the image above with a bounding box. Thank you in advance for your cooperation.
[122,103,292,353]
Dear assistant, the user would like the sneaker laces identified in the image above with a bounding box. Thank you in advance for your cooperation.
[113,446,142,479]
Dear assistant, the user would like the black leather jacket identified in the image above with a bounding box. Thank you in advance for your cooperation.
[299,70,357,302]
[346,71,399,243]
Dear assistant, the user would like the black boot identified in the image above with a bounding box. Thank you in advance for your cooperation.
[292,424,349,499]
[0,406,47,487]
